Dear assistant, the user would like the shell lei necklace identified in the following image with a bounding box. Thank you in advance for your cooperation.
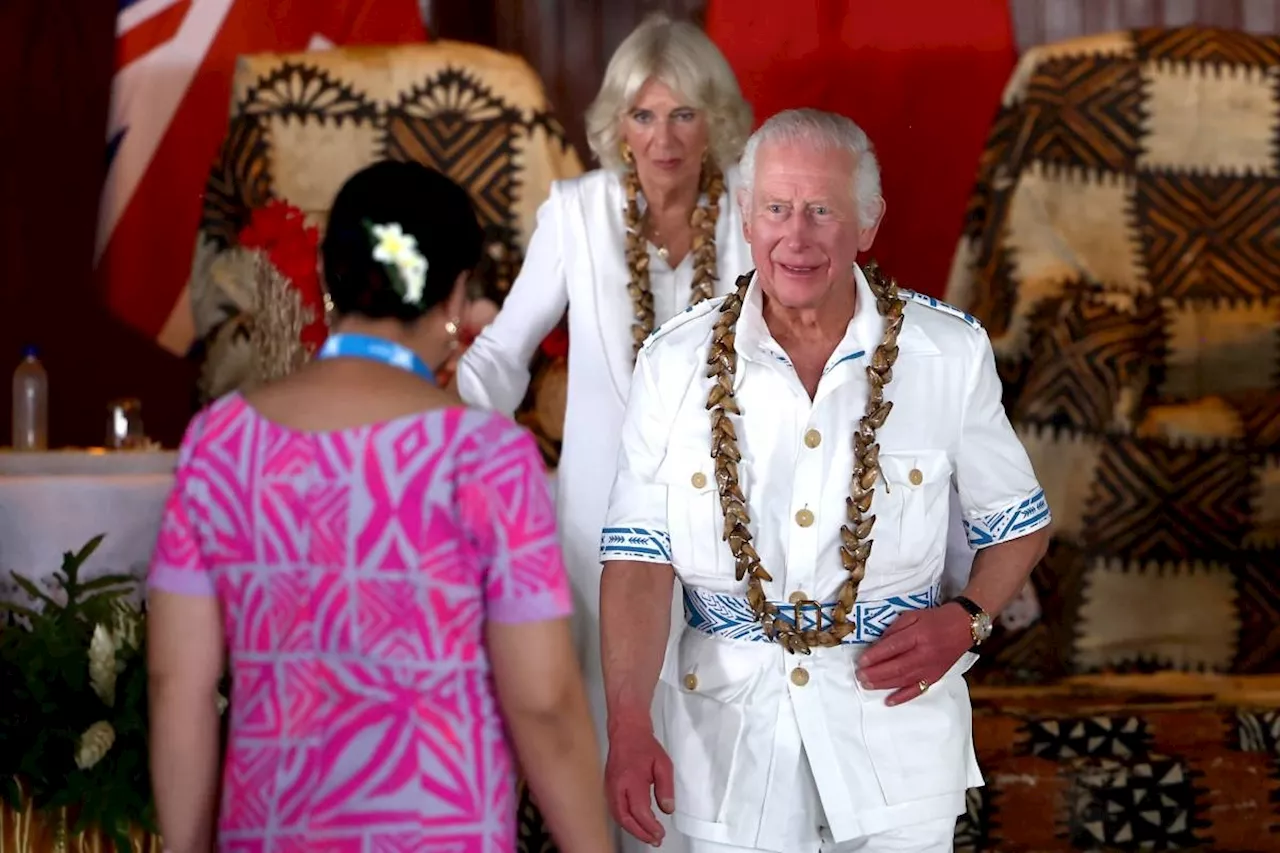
[706,263,905,654]
[624,162,725,356]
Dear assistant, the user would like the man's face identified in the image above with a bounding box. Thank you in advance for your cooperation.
[741,140,882,310]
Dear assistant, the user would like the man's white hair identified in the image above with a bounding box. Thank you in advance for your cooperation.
[739,108,883,226]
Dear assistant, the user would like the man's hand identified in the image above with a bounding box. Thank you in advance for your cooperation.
[605,718,675,847]
[856,603,973,706]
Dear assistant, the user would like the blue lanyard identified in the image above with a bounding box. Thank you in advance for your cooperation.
[316,333,436,384]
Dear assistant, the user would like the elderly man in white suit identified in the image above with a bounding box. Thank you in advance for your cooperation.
[599,108,1051,853]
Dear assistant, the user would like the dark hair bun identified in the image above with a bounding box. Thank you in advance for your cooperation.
[322,160,483,321]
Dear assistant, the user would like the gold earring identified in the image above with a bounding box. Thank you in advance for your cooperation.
[445,318,460,337]
[620,141,634,167]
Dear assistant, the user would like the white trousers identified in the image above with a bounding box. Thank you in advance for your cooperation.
[683,818,955,853]
[674,739,955,853]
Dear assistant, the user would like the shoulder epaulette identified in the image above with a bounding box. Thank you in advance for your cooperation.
[896,289,983,331]
[641,296,726,350]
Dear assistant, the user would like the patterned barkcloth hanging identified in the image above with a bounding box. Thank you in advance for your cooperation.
[945,25,1280,682]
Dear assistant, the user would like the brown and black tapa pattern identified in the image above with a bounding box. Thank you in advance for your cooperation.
[946,26,1280,680]
[190,42,583,466]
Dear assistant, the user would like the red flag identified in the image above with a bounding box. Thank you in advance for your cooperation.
[97,0,428,353]
[705,0,1015,297]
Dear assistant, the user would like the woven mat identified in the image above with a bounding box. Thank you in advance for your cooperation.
[189,40,582,461]
[945,27,1280,680]
[961,675,1280,851]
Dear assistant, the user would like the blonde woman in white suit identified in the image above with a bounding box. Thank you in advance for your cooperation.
[455,13,753,853]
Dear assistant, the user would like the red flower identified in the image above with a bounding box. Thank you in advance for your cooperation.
[238,200,328,352]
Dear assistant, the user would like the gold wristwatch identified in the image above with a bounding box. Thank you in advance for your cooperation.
[951,595,992,652]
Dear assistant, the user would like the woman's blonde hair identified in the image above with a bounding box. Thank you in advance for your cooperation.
[585,13,752,172]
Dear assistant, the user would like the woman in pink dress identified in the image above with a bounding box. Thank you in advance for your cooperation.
[146,161,613,853]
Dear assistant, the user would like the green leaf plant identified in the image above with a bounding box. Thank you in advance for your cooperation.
[0,535,156,850]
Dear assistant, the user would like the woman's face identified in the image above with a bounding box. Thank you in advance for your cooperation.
[620,78,709,196]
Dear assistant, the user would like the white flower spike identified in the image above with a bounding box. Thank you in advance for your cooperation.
[399,255,428,305]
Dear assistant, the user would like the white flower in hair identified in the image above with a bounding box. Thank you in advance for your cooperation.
[367,221,430,305]
[371,223,416,265]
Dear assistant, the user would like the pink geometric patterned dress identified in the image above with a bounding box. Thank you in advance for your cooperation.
[148,393,572,853]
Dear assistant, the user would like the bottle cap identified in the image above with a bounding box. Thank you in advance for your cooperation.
[21,344,38,359]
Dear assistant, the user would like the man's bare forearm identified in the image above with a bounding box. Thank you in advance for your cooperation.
[959,526,1050,616]
[600,560,674,733]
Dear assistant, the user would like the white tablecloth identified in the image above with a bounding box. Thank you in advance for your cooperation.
[0,450,176,608]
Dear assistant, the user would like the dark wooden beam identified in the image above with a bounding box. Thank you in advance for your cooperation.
[425,0,500,46]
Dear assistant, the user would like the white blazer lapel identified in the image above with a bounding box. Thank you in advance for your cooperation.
[568,172,635,406]
[569,166,755,407]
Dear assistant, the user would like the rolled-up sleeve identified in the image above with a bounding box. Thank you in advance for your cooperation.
[600,347,673,566]
[954,330,1052,548]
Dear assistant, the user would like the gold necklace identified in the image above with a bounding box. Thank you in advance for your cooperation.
[706,263,905,654]
[650,223,670,261]
[624,163,724,356]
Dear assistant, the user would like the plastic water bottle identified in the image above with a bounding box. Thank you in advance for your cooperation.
[12,346,48,450]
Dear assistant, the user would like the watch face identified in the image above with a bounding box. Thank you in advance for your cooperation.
[973,612,993,642]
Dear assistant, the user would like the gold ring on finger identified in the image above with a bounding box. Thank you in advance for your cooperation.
[918,679,930,694]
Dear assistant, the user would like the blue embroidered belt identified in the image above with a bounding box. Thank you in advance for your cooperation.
[682,584,940,645]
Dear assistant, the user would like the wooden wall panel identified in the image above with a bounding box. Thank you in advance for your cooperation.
[1011,0,1280,50]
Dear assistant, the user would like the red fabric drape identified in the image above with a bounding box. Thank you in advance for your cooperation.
[705,0,1016,297]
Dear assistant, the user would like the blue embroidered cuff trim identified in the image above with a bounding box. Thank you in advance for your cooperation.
[963,488,1051,548]
[600,527,673,564]
[683,584,939,645]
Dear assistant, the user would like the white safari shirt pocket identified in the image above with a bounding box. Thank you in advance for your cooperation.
[655,446,736,581]
[875,449,953,575]
[858,651,980,805]
[662,631,759,826]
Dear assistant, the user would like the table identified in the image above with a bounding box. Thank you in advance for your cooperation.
[0,450,176,607]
